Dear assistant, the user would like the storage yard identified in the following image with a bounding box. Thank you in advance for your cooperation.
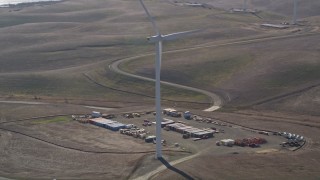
[0,103,317,179]
[72,109,305,154]
[0,103,309,180]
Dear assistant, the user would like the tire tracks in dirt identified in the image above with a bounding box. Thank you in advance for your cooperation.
[0,115,192,155]
[83,73,211,105]
[249,82,320,107]
[132,152,200,180]
[224,112,320,129]
[0,126,191,155]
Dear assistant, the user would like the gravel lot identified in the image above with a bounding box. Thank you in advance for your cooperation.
[0,106,292,179]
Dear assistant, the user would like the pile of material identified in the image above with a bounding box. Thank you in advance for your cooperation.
[120,128,146,139]
[163,108,181,117]
[72,115,90,123]
[234,137,267,147]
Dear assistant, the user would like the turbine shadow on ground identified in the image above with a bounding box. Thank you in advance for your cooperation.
[158,157,195,180]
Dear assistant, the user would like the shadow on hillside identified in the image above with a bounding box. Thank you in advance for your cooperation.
[158,157,194,180]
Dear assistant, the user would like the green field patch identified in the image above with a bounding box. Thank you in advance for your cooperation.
[257,11,286,20]
[158,52,254,88]
[120,49,254,89]
[0,72,135,101]
[191,54,254,86]
[263,64,320,88]
[88,68,211,103]
[32,116,71,124]
[0,10,113,28]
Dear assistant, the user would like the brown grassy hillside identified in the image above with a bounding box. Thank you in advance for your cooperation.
[200,0,320,18]
[0,0,319,113]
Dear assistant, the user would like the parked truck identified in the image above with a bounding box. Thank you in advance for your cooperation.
[184,111,192,120]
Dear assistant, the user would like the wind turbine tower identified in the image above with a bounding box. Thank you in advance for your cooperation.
[292,0,298,24]
[243,0,247,12]
[139,0,199,159]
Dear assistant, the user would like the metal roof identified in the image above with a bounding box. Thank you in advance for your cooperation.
[90,118,125,128]
[90,118,115,124]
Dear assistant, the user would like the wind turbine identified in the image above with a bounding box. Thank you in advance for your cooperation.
[139,0,200,159]
[292,0,298,24]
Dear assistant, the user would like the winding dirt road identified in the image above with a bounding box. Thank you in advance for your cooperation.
[109,31,320,112]
[110,58,222,111]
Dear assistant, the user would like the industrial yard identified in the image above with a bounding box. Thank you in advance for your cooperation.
[0,101,318,179]
[73,109,305,154]
[0,102,318,179]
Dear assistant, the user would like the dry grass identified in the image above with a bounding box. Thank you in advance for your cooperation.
[121,33,320,110]
[200,0,320,18]
[153,108,320,180]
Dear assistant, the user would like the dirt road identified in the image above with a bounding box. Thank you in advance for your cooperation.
[133,153,200,180]
[109,31,320,112]
[109,55,223,112]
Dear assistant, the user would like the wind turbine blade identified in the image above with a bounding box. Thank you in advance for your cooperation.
[139,0,160,35]
[162,29,202,41]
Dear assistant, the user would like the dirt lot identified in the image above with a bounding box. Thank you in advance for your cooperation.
[152,109,320,180]
[0,103,192,179]
[1,102,315,179]
[116,111,286,154]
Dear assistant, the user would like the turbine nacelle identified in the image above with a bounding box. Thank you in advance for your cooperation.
[147,29,201,43]
[147,35,162,43]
